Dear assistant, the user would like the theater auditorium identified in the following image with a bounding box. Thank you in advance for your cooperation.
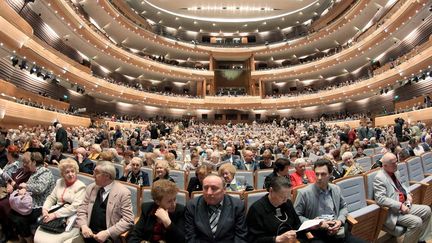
[0,0,432,242]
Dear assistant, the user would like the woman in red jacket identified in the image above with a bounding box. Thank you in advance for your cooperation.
[290,158,316,187]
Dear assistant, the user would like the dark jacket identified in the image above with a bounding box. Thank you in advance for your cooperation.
[128,202,185,243]
[75,157,95,175]
[120,170,150,187]
[185,195,247,243]
[187,177,202,196]
[56,127,68,152]
[246,194,306,243]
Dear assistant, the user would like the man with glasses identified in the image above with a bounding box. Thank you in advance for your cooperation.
[71,161,134,243]
[374,152,431,243]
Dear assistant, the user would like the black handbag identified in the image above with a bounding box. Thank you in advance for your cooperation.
[38,202,71,233]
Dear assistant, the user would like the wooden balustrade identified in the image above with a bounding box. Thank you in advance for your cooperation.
[0,79,70,111]
[375,107,432,127]
[0,98,90,128]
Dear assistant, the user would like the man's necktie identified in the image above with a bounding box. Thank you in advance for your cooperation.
[209,204,221,235]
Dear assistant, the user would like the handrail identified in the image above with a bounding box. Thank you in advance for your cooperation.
[2,15,432,110]
[0,98,90,127]
[0,79,70,111]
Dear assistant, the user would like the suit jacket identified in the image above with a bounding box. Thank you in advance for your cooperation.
[56,127,68,152]
[294,183,348,224]
[185,194,247,243]
[373,169,409,230]
[75,157,95,175]
[128,202,185,243]
[75,181,134,242]
[221,154,246,170]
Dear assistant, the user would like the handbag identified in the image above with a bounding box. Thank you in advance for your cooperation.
[38,202,71,233]
[9,190,33,215]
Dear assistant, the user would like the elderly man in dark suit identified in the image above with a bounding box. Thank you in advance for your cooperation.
[54,122,68,153]
[70,161,134,243]
[221,146,245,170]
[185,174,247,243]
[294,159,365,243]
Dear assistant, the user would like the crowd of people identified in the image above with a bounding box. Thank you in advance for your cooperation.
[0,116,431,242]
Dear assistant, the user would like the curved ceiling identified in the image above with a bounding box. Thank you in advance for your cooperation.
[126,0,333,32]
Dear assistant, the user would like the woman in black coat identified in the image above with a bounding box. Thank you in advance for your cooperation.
[128,180,185,243]
[246,177,307,243]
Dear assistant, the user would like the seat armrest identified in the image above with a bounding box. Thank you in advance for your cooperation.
[346,215,358,225]
[366,199,376,205]
[424,173,432,177]
[120,217,139,243]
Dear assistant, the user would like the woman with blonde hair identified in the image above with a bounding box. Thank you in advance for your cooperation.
[34,158,86,243]
[341,152,364,177]
[153,160,175,183]
[165,152,180,170]
[218,163,253,192]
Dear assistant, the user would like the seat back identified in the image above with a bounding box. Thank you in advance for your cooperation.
[255,169,273,189]
[397,162,410,187]
[372,153,383,163]
[169,169,186,190]
[406,157,425,181]
[363,169,380,200]
[141,167,153,185]
[400,141,409,149]
[355,157,372,171]
[77,172,95,186]
[334,175,367,212]
[176,190,189,206]
[421,152,432,173]
[363,148,375,156]
[47,165,61,181]
[245,189,267,211]
[226,191,242,200]
[119,182,140,216]
[113,163,124,179]
[191,191,203,199]
[236,170,254,188]
[141,187,153,204]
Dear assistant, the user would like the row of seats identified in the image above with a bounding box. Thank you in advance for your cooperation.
[47,164,267,220]
[329,152,432,242]
[48,152,432,242]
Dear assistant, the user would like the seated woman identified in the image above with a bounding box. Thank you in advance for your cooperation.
[258,149,274,169]
[218,163,253,192]
[246,176,307,243]
[120,157,150,187]
[182,152,200,171]
[153,160,175,183]
[290,158,316,187]
[9,152,55,243]
[88,144,102,160]
[264,158,291,190]
[128,180,185,243]
[341,152,364,177]
[25,135,49,158]
[47,142,66,165]
[34,158,86,243]
[0,145,21,186]
[166,152,180,170]
[186,165,212,196]
[0,151,33,242]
